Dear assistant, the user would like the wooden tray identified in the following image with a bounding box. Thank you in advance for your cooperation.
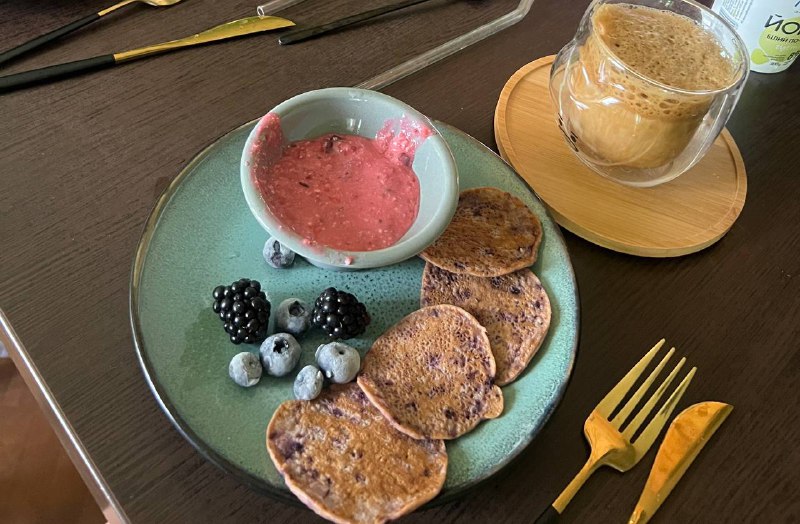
[494,55,747,257]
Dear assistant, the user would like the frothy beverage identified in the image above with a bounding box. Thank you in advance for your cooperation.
[555,3,737,170]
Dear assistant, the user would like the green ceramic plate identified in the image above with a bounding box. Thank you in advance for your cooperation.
[131,121,579,505]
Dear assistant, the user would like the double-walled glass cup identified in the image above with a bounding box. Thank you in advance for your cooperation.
[550,0,749,187]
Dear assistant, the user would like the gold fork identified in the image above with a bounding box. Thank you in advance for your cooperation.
[535,339,696,523]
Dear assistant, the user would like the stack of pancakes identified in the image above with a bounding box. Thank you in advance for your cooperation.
[267,187,551,524]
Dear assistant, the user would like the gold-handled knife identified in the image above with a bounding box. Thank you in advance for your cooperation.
[0,16,295,92]
[629,401,733,524]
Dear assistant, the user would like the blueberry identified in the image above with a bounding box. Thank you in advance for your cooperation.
[275,298,312,337]
[315,342,360,383]
[293,365,324,400]
[264,237,296,269]
[260,333,302,377]
[228,352,262,387]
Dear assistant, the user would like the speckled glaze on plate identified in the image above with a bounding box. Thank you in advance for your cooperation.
[130,120,579,506]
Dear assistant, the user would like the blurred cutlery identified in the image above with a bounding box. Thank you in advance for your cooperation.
[0,16,294,92]
[0,0,184,67]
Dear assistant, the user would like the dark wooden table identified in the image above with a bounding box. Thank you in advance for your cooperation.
[1,0,798,522]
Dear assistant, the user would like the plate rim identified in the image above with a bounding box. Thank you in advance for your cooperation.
[129,118,580,506]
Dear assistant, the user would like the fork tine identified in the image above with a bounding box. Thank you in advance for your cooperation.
[596,339,666,417]
[632,367,697,453]
[622,356,686,439]
[611,347,675,428]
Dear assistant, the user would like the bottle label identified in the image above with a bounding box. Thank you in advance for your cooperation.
[714,0,800,73]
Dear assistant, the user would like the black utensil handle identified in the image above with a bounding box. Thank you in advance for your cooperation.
[0,54,116,92]
[0,13,101,66]
[279,0,432,45]
[534,505,561,524]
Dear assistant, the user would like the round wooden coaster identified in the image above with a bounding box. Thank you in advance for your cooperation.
[494,55,747,257]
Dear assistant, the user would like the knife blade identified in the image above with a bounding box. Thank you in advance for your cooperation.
[628,401,733,524]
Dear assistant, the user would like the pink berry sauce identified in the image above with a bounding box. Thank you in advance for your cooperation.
[252,114,430,252]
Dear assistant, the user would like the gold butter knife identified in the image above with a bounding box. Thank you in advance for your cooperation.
[0,16,295,93]
[629,401,733,524]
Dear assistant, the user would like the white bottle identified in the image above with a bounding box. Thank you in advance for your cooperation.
[713,0,800,73]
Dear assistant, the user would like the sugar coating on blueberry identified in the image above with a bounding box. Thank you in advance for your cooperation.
[229,352,262,387]
[260,333,302,377]
[264,237,296,269]
[315,342,360,384]
[293,365,324,400]
[275,298,312,337]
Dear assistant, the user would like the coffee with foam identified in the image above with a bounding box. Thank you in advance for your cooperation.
[556,3,737,170]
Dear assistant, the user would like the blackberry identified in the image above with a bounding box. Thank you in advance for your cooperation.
[311,287,370,340]
[212,278,270,344]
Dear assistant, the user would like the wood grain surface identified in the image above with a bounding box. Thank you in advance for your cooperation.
[495,55,747,257]
[1,0,799,523]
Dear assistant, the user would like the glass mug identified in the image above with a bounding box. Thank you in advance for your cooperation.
[550,0,749,187]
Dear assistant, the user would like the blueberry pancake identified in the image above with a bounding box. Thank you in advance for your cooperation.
[420,263,551,385]
[419,187,543,277]
[357,305,504,440]
[267,383,447,524]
